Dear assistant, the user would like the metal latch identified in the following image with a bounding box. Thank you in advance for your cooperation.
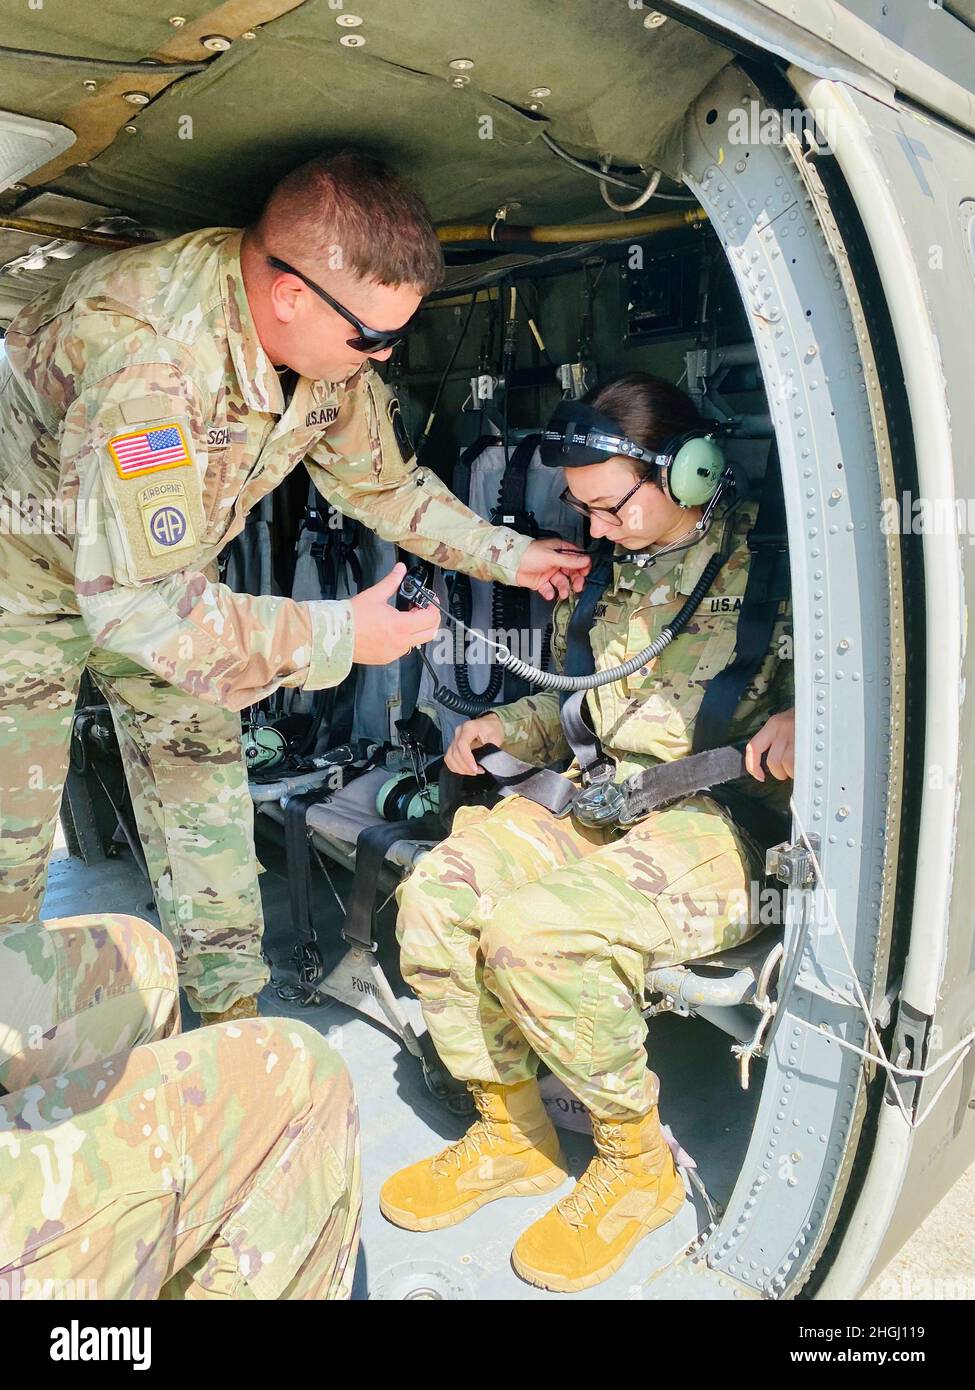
[765,834,820,889]
[888,1000,933,1117]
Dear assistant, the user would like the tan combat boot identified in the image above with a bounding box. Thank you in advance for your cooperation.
[199,995,260,1026]
[380,1078,569,1231]
[511,1106,686,1292]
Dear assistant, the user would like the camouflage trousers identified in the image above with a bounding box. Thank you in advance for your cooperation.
[0,914,361,1300]
[396,792,764,1120]
[0,612,268,1013]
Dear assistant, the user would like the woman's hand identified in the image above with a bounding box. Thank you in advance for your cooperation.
[445,713,505,776]
[745,708,795,781]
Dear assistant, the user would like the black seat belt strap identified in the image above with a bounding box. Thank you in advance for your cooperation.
[557,540,616,774]
[493,433,541,533]
[692,449,790,754]
[474,745,580,815]
[492,433,541,703]
[282,787,335,971]
[301,484,362,754]
[475,741,761,823]
[344,813,443,950]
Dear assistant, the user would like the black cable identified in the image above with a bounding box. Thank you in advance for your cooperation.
[433,241,630,302]
[449,574,504,707]
[0,44,207,74]
[418,291,478,457]
[539,129,697,202]
[539,131,642,191]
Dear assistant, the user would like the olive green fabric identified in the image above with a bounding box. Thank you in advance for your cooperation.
[0,3,215,124]
[2,0,729,229]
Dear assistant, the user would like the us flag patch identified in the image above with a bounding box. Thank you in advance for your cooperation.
[107,423,191,479]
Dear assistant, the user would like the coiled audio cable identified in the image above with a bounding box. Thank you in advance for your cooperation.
[404,549,726,715]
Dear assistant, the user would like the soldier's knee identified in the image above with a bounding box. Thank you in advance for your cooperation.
[395,860,461,968]
[93,913,180,996]
[11,912,179,997]
[394,871,426,968]
[253,1018,353,1106]
[271,1020,358,1160]
[480,887,551,994]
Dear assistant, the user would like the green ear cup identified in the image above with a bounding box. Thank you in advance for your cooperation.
[667,435,727,506]
[376,772,441,821]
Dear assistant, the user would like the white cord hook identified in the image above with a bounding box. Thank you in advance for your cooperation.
[787,798,975,1130]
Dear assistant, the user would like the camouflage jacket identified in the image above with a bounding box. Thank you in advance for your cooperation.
[495,498,794,813]
[0,228,531,709]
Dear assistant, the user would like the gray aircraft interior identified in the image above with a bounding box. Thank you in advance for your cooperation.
[3,0,975,1300]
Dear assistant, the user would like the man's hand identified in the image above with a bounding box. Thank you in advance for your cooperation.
[745,708,795,782]
[348,563,440,665]
[445,713,504,776]
[515,537,591,601]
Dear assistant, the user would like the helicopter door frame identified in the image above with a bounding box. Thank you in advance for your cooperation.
[640,59,907,1301]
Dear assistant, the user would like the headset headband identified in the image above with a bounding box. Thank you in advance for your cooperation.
[540,398,729,509]
[539,401,658,469]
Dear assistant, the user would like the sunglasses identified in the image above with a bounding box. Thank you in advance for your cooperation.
[560,478,648,526]
[266,255,418,353]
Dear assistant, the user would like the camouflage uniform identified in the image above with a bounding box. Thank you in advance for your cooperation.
[0,228,531,1012]
[0,914,361,1300]
[396,499,794,1119]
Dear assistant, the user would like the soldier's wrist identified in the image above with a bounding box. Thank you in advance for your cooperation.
[493,530,533,584]
[303,599,355,690]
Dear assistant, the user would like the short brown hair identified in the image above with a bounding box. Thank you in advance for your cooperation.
[253,151,444,293]
[586,372,706,487]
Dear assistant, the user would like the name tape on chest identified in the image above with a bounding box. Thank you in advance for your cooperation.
[306,405,341,428]
[593,593,742,624]
[593,600,626,624]
[107,422,191,479]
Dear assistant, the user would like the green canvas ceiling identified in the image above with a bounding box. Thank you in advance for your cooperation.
[0,0,731,231]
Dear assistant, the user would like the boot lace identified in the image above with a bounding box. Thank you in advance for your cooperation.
[556,1122,628,1227]
[431,1089,503,1173]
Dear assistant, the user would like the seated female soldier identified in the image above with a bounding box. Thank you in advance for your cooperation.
[380,372,796,1292]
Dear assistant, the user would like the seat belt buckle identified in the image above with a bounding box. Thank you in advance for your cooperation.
[569,762,624,828]
[340,927,379,953]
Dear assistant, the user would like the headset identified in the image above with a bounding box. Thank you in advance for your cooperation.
[539,399,730,509]
[375,769,441,822]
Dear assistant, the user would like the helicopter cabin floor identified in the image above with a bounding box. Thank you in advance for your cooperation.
[40,827,974,1301]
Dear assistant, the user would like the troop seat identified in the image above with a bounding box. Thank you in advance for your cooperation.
[303,766,440,872]
[645,923,785,1056]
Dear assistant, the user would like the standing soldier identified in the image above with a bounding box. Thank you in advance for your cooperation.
[0,914,361,1300]
[0,153,588,1023]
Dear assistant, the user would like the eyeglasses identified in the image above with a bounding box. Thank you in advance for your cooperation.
[560,478,647,526]
[266,255,418,353]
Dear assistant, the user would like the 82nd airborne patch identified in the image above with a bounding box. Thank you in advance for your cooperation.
[138,478,196,557]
